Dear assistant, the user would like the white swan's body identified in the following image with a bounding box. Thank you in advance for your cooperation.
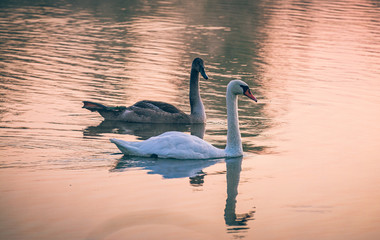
[83,58,208,123]
[111,131,225,159]
[110,80,257,159]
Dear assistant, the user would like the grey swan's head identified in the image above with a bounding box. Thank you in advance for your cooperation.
[192,58,208,80]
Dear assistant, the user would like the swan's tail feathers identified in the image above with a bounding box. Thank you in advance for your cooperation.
[83,101,128,120]
[82,101,109,112]
[110,138,142,156]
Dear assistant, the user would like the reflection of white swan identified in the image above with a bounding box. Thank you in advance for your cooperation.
[82,58,208,123]
[110,80,257,159]
[88,157,254,240]
[112,156,222,179]
[224,157,255,233]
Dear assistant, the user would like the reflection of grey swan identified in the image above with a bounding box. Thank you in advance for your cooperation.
[224,157,255,233]
[83,120,206,139]
[82,58,208,123]
[110,80,257,159]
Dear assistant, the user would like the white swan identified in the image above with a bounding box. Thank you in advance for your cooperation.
[110,80,257,159]
[83,58,208,123]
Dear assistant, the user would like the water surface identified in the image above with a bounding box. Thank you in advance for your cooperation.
[1,0,380,239]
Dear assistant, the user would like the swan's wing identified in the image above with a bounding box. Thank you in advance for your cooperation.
[132,100,185,114]
[125,101,190,123]
[110,132,225,159]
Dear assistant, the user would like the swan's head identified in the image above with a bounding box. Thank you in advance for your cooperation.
[227,80,258,102]
[192,58,208,80]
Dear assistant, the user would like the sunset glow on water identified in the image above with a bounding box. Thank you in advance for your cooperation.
[1,0,380,239]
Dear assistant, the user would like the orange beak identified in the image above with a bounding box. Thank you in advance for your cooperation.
[244,89,257,102]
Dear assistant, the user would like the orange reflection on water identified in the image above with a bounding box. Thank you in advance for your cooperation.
[121,12,190,107]
[251,0,380,239]
[1,0,380,239]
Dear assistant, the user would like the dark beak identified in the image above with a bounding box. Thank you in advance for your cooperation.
[244,89,257,102]
[200,66,208,80]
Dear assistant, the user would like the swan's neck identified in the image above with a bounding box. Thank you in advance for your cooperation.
[189,69,205,123]
[225,91,243,156]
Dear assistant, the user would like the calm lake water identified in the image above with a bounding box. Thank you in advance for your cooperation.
[1,0,380,239]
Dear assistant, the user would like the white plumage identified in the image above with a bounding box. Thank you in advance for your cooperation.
[111,131,224,159]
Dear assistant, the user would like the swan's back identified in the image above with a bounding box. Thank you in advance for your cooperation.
[110,131,225,159]
[119,101,191,123]
[132,101,184,114]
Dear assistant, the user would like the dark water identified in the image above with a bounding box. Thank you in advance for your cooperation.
[1,0,380,239]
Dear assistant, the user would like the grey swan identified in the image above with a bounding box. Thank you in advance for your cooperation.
[83,58,208,123]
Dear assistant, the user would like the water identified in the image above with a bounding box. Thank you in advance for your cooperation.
[1,0,380,239]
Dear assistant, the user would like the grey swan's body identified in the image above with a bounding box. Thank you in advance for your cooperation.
[110,80,258,159]
[83,58,208,123]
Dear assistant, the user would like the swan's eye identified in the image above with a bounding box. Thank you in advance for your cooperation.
[240,85,249,92]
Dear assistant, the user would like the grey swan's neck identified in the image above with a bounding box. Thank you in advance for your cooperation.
[189,68,206,123]
[225,88,243,156]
